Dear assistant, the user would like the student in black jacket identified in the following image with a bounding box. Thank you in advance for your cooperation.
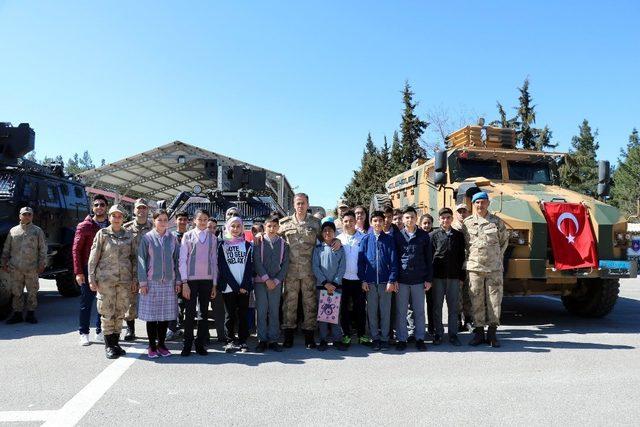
[429,207,466,346]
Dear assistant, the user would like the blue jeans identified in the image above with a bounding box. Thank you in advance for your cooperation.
[366,283,393,342]
[79,282,101,335]
[396,283,426,341]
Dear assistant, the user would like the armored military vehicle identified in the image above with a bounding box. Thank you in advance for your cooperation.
[373,124,637,317]
[1,123,88,317]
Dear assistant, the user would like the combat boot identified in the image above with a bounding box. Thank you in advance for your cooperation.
[487,326,500,348]
[113,334,126,356]
[124,320,136,341]
[6,312,23,324]
[105,335,119,359]
[25,311,38,324]
[303,330,316,349]
[181,339,193,357]
[283,329,294,348]
[468,327,485,347]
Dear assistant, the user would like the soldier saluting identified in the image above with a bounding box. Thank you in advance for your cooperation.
[462,192,508,347]
[2,207,46,324]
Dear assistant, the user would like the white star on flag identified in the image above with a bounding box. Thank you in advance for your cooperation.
[567,234,575,244]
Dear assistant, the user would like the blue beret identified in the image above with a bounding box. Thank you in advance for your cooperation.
[472,192,489,203]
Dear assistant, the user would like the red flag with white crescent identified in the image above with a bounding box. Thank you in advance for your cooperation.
[542,202,598,270]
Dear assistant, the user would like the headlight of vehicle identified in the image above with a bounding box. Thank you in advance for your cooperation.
[508,229,529,245]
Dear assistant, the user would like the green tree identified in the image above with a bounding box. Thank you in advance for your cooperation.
[560,119,600,195]
[343,133,386,207]
[611,128,640,217]
[399,81,428,166]
[67,150,95,175]
[389,130,403,175]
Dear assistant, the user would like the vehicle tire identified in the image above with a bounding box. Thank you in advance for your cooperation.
[0,272,12,319]
[369,193,391,214]
[561,278,619,318]
[56,273,81,298]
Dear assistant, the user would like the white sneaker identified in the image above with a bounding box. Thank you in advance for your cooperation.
[95,331,104,343]
[79,334,90,346]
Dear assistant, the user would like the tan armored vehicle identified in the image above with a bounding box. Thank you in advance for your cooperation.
[373,124,637,317]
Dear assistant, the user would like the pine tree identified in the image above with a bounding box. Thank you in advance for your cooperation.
[343,133,386,207]
[67,151,95,175]
[389,130,404,175]
[560,119,600,195]
[380,135,390,171]
[611,128,640,217]
[399,81,428,166]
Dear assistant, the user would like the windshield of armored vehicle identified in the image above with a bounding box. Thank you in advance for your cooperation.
[508,162,551,183]
[456,158,502,180]
[0,174,15,198]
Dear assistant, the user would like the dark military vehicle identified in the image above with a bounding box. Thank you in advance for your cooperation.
[0,123,89,317]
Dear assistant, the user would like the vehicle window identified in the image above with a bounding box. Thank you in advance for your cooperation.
[47,184,58,201]
[508,162,551,183]
[74,186,84,198]
[0,174,15,198]
[456,158,502,180]
[61,184,69,196]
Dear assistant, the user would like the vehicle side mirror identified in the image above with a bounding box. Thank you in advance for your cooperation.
[434,150,447,185]
[598,160,610,198]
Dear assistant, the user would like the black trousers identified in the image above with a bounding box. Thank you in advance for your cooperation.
[183,280,212,345]
[223,291,250,344]
[340,279,366,337]
[147,321,168,349]
[426,287,435,335]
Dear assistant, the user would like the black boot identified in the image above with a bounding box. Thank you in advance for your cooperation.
[181,339,193,357]
[124,320,135,341]
[105,334,119,359]
[304,330,316,349]
[113,334,126,356]
[468,327,485,347]
[25,311,38,324]
[6,312,23,324]
[487,326,500,348]
[283,329,294,348]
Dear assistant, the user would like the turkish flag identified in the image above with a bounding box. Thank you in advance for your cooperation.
[542,202,598,270]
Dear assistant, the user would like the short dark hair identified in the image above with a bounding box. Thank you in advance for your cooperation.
[175,211,189,219]
[371,210,385,220]
[294,193,309,202]
[321,221,336,232]
[402,206,417,216]
[393,208,403,216]
[251,223,264,234]
[341,210,356,220]
[208,218,218,224]
[152,209,169,220]
[420,213,434,222]
[194,209,210,218]
[438,207,453,217]
[384,206,394,215]
[93,194,108,204]
[265,215,281,224]
[269,210,283,220]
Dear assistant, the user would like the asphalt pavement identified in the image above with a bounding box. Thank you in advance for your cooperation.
[1,279,639,426]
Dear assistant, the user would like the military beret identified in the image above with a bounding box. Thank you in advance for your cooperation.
[472,192,489,203]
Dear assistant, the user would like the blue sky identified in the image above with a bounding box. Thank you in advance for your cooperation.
[1,1,638,209]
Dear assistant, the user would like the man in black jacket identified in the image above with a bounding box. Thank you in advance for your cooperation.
[430,207,466,346]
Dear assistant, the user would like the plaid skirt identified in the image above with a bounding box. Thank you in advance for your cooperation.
[138,281,178,322]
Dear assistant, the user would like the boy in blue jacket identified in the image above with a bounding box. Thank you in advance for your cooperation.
[358,210,398,351]
[312,221,347,351]
[394,206,432,352]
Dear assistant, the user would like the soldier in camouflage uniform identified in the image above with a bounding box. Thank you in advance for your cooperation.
[2,207,46,324]
[461,192,508,348]
[122,198,153,340]
[279,193,322,348]
[88,205,137,359]
[453,203,473,331]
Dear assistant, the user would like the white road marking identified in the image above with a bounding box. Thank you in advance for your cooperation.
[0,410,57,422]
[0,345,145,426]
[535,295,561,302]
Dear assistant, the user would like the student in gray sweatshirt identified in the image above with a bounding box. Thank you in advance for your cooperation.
[312,221,347,351]
[253,215,290,352]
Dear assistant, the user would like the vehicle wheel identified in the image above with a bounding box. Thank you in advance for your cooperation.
[56,273,81,297]
[369,193,391,213]
[0,272,12,319]
[561,278,619,318]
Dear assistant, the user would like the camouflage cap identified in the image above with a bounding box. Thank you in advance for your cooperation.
[108,205,125,215]
[19,206,33,215]
[134,198,149,208]
[455,203,468,212]
[337,199,349,209]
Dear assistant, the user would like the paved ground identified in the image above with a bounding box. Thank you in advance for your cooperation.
[1,279,640,426]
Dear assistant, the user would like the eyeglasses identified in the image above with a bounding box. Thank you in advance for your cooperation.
[93,203,106,207]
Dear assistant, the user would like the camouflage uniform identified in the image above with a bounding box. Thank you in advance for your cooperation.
[88,226,137,335]
[462,213,508,327]
[1,223,46,312]
[453,220,473,323]
[279,214,321,331]
[122,219,152,321]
